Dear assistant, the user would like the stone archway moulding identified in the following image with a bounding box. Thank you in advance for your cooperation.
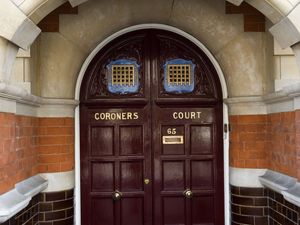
[74,23,230,225]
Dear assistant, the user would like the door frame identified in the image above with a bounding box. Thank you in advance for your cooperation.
[74,24,230,225]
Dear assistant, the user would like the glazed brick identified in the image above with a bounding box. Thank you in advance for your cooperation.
[52,199,73,211]
[44,210,66,221]
[232,195,254,206]
[2,189,74,225]
[240,206,264,216]
[239,187,264,197]
[45,191,66,202]
[65,189,73,199]
[254,216,268,225]
[232,213,254,224]
[39,203,53,212]
[52,217,73,225]
[231,185,300,225]
[231,204,240,214]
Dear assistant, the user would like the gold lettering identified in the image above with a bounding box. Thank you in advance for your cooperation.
[116,113,121,120]
[190,112,196,119]
[127,112,132,120]
[197,112,201,118]
[178,112,184,119]
[184,112,190,119]
[94,112,139,121]
[122,113,127,120]
[111,113,116,120]
[172,111,202,120]
[173,112,178,119]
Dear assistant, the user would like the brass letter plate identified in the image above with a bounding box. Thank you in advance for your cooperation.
[162,135,184,144]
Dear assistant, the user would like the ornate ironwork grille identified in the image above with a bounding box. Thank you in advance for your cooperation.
[167,64,191,86]
[112,65,135,86]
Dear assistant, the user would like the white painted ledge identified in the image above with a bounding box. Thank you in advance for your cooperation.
[0,83,79,117]
[230,167,267,187]
[40,171,75,192]
[0,190,30,223]
[0,174,48,222]
[0,171,74,223]
[259,170,297,193]
[282,183,300,207]
[15,175,48,198]
[225,81,300,115]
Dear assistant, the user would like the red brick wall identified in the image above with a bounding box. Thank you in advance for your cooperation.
[230,112,300,179]
[229,115,268,168]
[0,112,74,194]
[38,118,74,173]
[0,113,39,194]
[267,112,297,177]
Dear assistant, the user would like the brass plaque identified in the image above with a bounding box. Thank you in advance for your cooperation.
[162,135,184,144]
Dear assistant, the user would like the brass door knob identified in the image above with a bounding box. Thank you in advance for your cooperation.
[113,190,122,201]
[144,178,150,185]
[183,189,193,198]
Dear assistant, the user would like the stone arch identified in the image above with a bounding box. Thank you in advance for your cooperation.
[1,0,300,83]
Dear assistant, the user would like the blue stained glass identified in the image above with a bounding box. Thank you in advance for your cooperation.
[107,59,140,94]
[163,59,195,93]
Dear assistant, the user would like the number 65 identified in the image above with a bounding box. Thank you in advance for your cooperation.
[167,128,177,135]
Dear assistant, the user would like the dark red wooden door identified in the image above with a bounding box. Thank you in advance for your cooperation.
[80,30,224,225]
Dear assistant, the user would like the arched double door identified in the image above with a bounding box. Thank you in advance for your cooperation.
[80,29,224,225]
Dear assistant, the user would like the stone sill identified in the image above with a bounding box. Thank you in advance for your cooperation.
[0,175,48,223]
[282,183,300,207]
[259,170,297,193]
[259,170,300,207]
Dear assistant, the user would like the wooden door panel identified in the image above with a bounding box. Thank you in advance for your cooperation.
[120,161,144,191]
[191,196,214,225]
[91,126,114,156]
[91,162,115,191]
[163,197,186,225]
[121,198,144,225]
[120,125,143,156]
[190,160,214,190]
[92,198,115,225]
[190,125,213,155]
[162,161,185,191]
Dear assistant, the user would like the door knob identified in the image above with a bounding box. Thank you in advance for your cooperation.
[144,178,150,185]
[183,189,193,198]
[113,190,122,201]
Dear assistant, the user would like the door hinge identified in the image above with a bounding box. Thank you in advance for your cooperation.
[224,124,231,133]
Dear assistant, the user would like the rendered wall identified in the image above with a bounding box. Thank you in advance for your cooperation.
[33,0,273,99]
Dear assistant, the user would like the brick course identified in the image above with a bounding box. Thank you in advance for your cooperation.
[230,111,300,179]
[0,113,74,194]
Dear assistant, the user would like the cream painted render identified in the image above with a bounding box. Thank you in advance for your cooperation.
[0,0,299,101]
